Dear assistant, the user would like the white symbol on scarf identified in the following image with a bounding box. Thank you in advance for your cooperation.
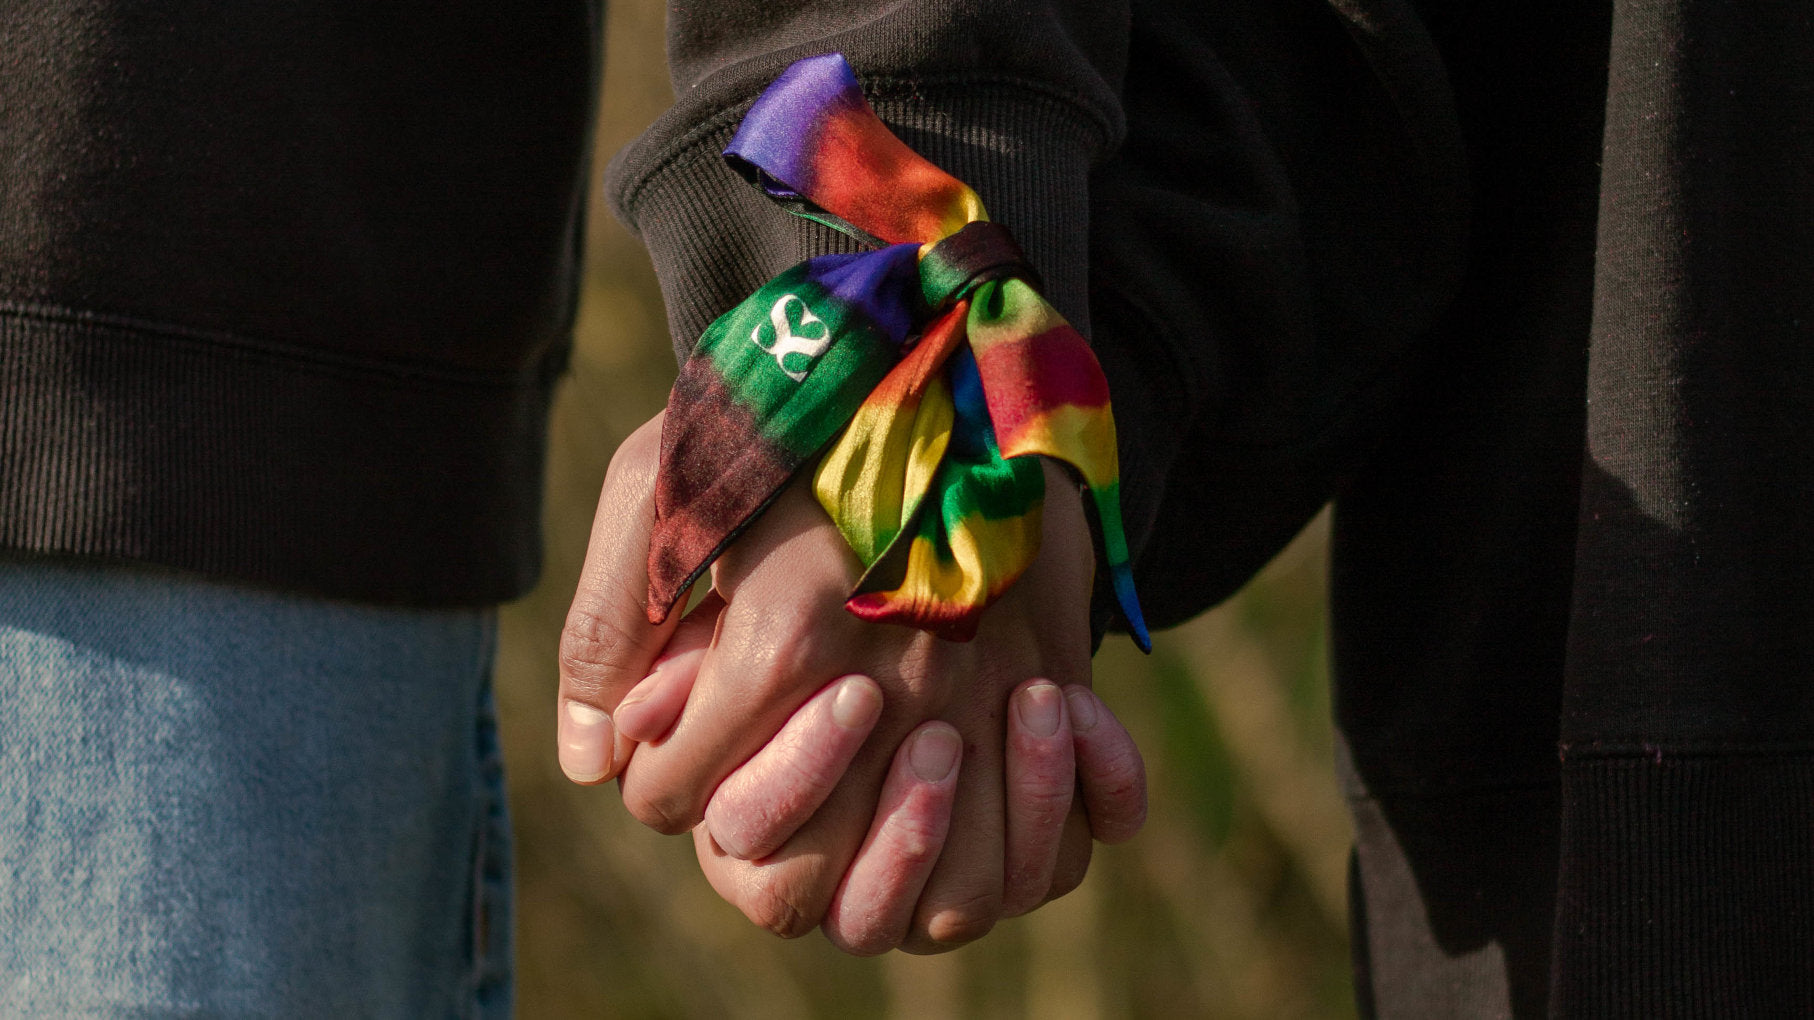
[752,293,830,381]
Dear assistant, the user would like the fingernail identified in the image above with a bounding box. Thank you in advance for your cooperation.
[1064,687,1100,733]
[909,726,961,782]
[831,676,882,730]
[558,699,613,783]
[1016,682,1062,738]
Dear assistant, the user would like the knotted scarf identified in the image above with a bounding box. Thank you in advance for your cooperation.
[645,53,1150,651]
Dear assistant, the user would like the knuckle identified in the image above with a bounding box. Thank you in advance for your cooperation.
[878,812,945,870]
[1009,786,1077,843]
[1012,775,1076,816]
[702,810,756,861]
[746,882,819,940]
[713,625,828,711]
[768,623,834,689]
[558,603,648,692]
[620,783,699,837]
[710,728,847,859]
[770,734,844,807]
[919,890,1001,948]
[704,792,783,861]
[825,916,898,958]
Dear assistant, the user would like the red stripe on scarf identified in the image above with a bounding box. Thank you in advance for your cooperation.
[973,325,1112,415]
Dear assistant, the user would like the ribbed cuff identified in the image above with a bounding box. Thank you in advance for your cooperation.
[611,79,1106,355]
[1550,749,1814,1015]
[0,306,556,605]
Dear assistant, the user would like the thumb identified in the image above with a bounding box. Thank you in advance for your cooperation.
[557,411,683,784]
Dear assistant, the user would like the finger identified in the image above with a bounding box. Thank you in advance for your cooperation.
[690,737,903,940]
[705,674,884,861]
[615,592,724,743]
[611,650,700,745]
[558,412,680,784]
[690,710,910,945]
[1047,799,1095,902]
[1066,685,1147,844]
[692,827,821,940]
[892,464,1091,954]
[901,717,1009,955]
[1001,679,1076,918]
[617,477,867,834]
[686,654,933,935]
[823,723,962,955]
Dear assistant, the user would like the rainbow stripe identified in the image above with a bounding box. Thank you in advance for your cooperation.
[646,244,921,621]
[812,304,966,565]
[844,346,1046,641]
[648,52,1149,650]
[965,280,1145,646]
[726,56,986,246]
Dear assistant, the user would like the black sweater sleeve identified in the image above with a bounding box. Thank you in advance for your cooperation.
[0,1,600,604]
[606,0,1129,340]
[1085,0,1467,629]
[607,0,1469,635]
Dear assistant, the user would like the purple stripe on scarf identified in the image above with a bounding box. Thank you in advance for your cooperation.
[724,54,866,201]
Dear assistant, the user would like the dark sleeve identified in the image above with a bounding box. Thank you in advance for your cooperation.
[606,0,1469,636]
[606,0,1129,340]
[1086,0,1468,630]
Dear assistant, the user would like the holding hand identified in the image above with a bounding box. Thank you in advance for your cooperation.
[557,412,1146,953]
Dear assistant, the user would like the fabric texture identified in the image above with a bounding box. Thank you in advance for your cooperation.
[0,1,602,605]
[647,54,1147,645]
[0,558,511,1017]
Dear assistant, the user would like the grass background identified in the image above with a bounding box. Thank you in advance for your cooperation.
[492,2,1355,1014]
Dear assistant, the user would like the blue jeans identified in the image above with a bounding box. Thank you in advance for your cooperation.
[0,558,511,1017]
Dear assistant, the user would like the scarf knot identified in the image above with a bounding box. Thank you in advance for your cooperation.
[919,222,1041,309]
[646,53,1150,650]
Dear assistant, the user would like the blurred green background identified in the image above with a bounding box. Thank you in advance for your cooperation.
[493,2,1356,1015]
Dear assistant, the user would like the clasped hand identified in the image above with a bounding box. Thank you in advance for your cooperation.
[556,413,1146,954]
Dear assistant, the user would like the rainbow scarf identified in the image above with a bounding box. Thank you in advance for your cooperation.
[646,53,1149,651]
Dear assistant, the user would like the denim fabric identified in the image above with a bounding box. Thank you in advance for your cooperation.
[0,558,511,1018]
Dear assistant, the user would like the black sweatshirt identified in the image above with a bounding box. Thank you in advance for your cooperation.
[7,0,1814,1014]
[0,2,598,603]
